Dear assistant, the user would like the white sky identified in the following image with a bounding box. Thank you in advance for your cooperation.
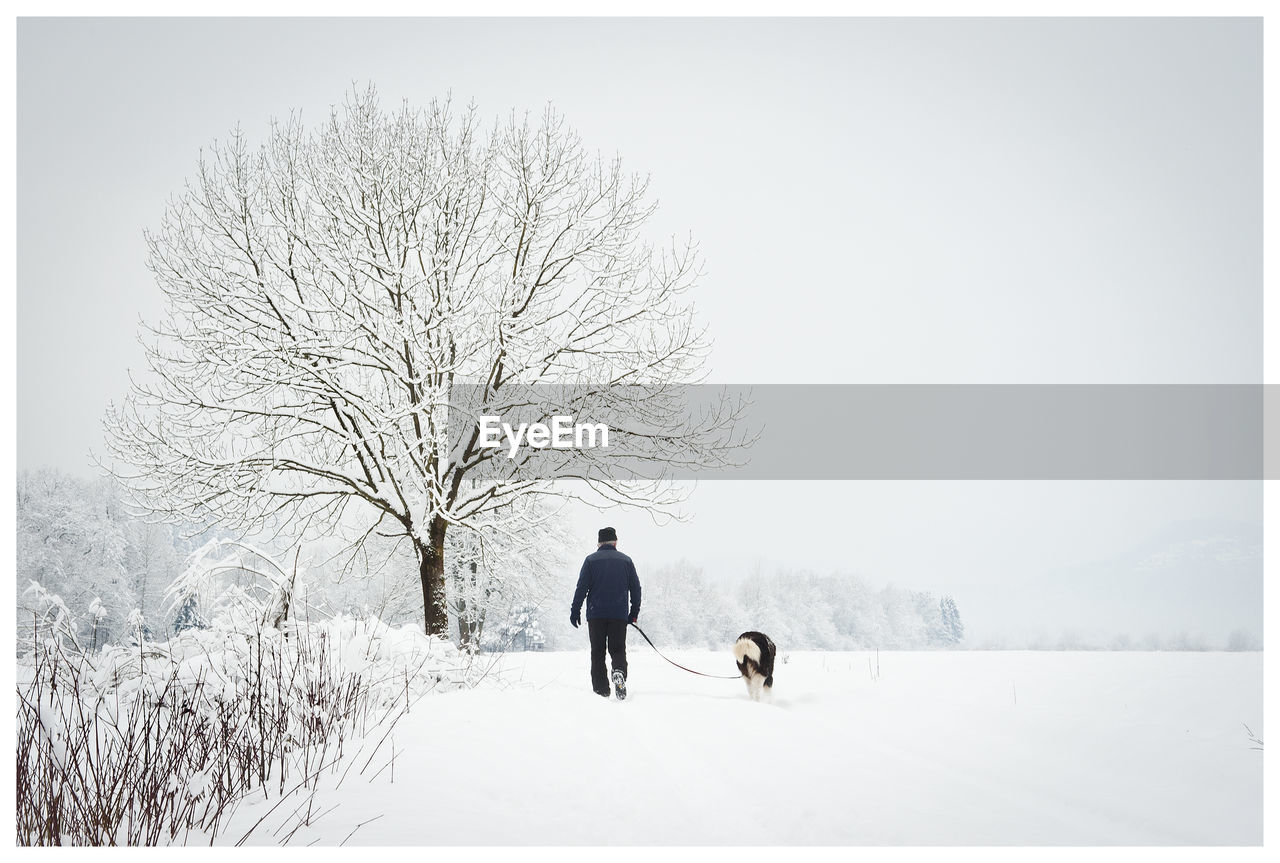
[16,18,1263,642]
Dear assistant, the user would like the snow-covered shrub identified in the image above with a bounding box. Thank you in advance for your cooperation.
[19,581,82,653]
[164,538,302,635]
[16,604,498,845]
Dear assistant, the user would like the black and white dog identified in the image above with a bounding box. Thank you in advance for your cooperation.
[732,631,776,701]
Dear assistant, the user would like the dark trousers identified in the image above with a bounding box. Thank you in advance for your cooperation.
[588,618,629,695]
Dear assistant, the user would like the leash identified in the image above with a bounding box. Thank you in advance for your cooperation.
[629,622,741,680]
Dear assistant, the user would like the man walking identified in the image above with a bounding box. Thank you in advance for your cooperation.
[570,527,641,700]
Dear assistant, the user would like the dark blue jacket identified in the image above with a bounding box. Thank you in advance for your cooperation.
[571,545,641,622]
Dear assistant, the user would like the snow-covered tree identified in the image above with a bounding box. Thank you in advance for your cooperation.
[120,519,182,631]
[16,469,132,647]
[446,499,570,651]
[488,602,547,652]
[913,591,948,646]
[939,595,964,646]
[104,86,746,638]
[640,561,738,649]
[1225,628,1261,651]
[170,595,203,634]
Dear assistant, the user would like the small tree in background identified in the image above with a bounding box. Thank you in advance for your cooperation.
[1225,628,1261,651]
[939,595,965,646]
[489,602,546,652]
[447,499,568,652]
[170,589,203,635]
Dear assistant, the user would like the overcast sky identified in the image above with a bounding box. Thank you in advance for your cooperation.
[16,18,1262,642]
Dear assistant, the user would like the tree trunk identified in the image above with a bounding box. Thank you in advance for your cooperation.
[454,560,482,652]
[455,596,473,651]
[419,515,450,638]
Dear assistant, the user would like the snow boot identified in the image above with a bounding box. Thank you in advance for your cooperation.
[612,669,627,701]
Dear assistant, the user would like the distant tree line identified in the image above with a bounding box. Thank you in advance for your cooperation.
[15,468,568,653]
[537,560,967,651]
[17,471,969,654]
[16,468,1261,654]
[975,628,1262,652]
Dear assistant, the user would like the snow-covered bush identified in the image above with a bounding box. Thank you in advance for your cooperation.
[19,580,82,653]
[165,538,304,635]
[16,589,499,844]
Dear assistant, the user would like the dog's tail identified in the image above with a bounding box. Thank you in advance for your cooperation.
[733,635,761,666]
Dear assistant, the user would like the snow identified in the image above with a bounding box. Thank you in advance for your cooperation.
[219,649,1261,845]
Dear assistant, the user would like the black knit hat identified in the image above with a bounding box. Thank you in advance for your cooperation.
[598,526,618,543]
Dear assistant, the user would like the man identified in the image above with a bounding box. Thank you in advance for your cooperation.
[570,527,641,700]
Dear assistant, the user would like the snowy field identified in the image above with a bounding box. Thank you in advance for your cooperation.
[222,649,1262,846]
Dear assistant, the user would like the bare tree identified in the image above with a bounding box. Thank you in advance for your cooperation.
[104,86,744,638]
